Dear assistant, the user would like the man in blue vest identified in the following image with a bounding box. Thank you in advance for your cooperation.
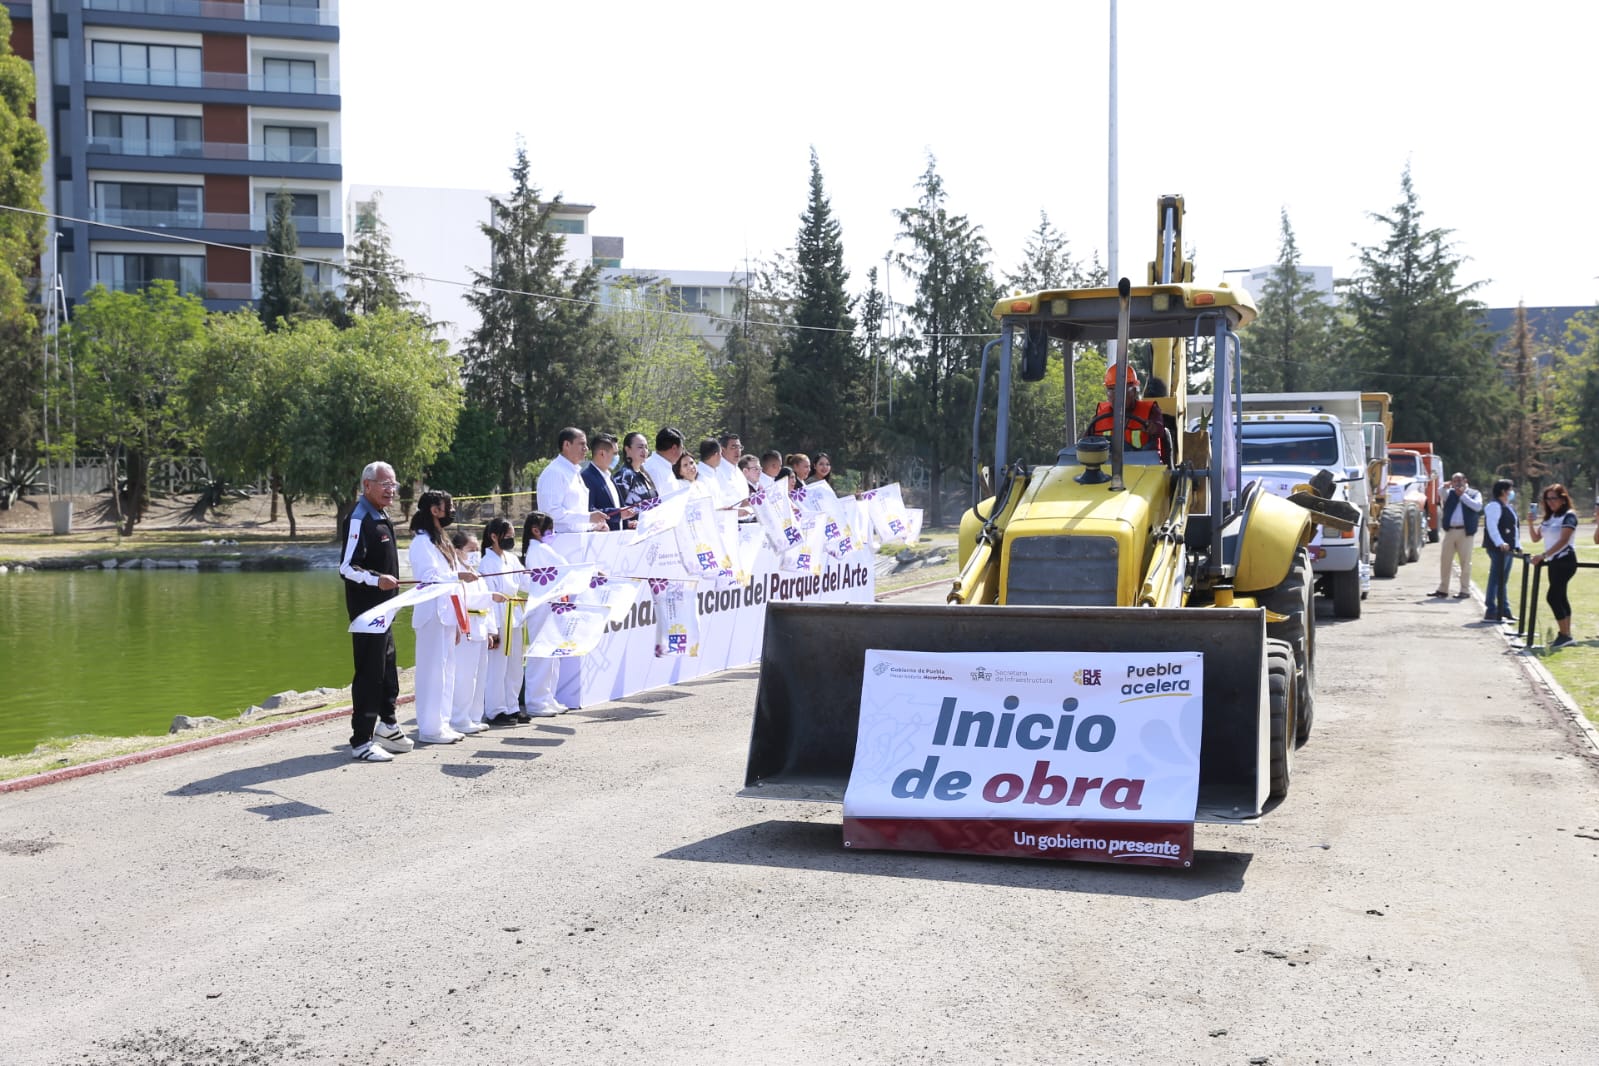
[1432,471,1482,599]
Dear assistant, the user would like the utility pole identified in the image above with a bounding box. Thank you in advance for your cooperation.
[1107,0,1120,365]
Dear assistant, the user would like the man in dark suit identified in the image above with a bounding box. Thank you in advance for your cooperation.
[581,432,628,531]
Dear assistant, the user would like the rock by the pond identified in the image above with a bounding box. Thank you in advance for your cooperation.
[100,559,118,569]
[238,705,265,720]
[260,691,299,710]
[170,715,223,733]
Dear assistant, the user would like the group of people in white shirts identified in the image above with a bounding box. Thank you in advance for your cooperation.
[535,425,841,536]
[402,427,843,745]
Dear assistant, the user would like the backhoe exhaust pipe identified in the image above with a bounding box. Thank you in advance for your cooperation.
[1110,277,1131,492]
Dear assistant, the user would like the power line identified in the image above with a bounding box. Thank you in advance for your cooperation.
[0,202,1002,342]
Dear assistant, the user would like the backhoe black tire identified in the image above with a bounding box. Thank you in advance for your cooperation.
[1332,567,1361,619]
[1261,546,1315,747]
[1267,640,1296,802]
[1374,509,1402,578]
[1405,505,1422,563]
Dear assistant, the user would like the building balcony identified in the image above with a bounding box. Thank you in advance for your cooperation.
[83,0,339,27]
[91,207,342,234]
[88,136,341,166]
[86,66,340,95]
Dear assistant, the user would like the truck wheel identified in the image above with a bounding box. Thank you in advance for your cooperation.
[1374,509,1402,578]
[1332,568,1361,619]
[1262,546,1314,747]
[1267,640,1296,801]
[1405,505,1422,562]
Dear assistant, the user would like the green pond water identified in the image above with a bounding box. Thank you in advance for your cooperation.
[0,568,416,757]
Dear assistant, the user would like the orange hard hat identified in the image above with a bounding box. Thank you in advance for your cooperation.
[1104,363,1140,388]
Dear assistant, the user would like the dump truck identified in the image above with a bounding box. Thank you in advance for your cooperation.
[1390,441,1444,543]
[1187,393,1372,617]
[745,197,1320,863]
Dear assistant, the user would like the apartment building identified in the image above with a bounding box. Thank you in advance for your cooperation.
[10,0,342,310]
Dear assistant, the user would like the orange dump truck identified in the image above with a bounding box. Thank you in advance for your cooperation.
[1389,442,1443,542]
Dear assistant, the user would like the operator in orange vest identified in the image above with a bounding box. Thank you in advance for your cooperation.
[1089,363,1171,463]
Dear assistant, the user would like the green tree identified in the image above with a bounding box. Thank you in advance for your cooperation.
[604,278,722,442]
[69,282,207,532]
[426,404,505,497]
[892,157,997,523]
[283,310,462,528]
[1342,167,1502,473]
[0,3,47,462]
[1497,303,1553,491]
[1004,210,1091,293]
[344,191,420,318]
[463,146,612,488]
[1551,308,1599,496]
[257,192,306,330]
[717,259,785,451]
[773,150,859,461]
[1243,209,1340,392]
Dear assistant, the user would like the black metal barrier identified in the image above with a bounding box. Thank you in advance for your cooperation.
[1515,552,1599,648]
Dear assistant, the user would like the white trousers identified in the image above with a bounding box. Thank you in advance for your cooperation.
[451,636,489,730]
[413,620,458,738]
[1438,527,1473,594]
[524,654,558,711]
[484,625,523,718]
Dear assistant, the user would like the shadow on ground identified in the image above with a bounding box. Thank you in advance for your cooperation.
[660,818,1251,900]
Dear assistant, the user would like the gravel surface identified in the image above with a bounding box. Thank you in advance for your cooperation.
[2,548,1597,1064]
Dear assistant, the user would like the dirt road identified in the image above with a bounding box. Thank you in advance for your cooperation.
[2,550,1597,1065]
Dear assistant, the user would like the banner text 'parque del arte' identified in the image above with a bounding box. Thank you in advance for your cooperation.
[843,650,1204,866]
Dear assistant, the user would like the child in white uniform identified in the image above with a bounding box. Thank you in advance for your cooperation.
[479,517,531,726]
[448,533,496,735]
[521,511,569,716]
[408,491,470,744]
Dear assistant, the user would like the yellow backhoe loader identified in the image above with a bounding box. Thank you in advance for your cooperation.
[744,197,1320,851]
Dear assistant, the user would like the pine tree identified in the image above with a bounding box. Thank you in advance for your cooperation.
[1342,167,1502,473]
[257,192,306,330]
[1553,309,1599,498]
[344,192,419,318]
[1498,303,1552,490]
[1244,209,1340,392]
[717,257,786,451]
[892,157,997,524]
[462,145,611,488]
[1004,210,1087,293]
[773,150,859,462]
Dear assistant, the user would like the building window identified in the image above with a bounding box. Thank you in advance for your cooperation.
[95,253,206,297]
[546,217,585,235]
[90,112,203,158]
[89,41,202,88]
[95,182,204,227]
[592,257,621,269]
[261,58,318,94]
[260,0,324,23]
[262,125,319,163]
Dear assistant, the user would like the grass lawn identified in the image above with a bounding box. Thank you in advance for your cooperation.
[1471,517,1599,727]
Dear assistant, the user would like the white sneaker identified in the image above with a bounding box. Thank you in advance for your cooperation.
[526,704,559,718]
[452,721,490,735]
[374,723,414,753]
[416,732,461,745]
[351,742,394,762]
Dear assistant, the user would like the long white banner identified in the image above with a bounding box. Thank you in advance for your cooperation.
[547,531,875,707]
[842,649,1203,866]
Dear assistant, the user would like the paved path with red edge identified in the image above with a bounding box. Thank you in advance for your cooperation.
[2,548,1598,1065]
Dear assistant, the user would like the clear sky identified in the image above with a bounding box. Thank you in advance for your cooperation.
[340,0,1597,313]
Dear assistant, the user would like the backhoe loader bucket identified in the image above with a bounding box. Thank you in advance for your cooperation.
[745,602,1271,821]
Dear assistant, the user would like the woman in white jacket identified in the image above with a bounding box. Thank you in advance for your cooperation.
[409,491,476,743]
[479,517,531,726]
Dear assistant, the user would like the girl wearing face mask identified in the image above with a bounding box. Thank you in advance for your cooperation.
[409,490,474,743]
[521,511,570,715]
[480,518,531,726]
[448,532,497,736]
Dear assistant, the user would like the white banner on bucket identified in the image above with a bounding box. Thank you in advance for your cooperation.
[843,649,1203,823]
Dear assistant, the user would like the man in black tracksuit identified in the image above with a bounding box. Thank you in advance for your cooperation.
[339,462,412,761]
